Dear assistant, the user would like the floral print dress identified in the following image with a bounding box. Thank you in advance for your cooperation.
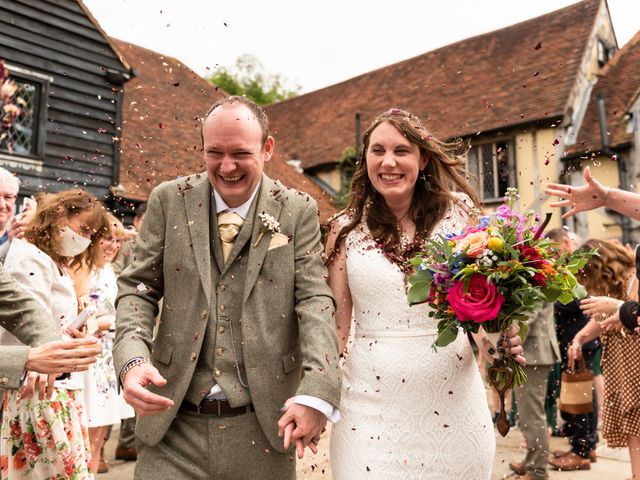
[0,239,93,479]
[2,390,91,479]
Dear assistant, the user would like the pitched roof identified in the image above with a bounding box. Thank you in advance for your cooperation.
[265,0,601,169]
[76,1,133,74]
[111,39,336,221]
[569,31,640,153]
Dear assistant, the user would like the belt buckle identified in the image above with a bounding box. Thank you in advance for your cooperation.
[200,398,223,416]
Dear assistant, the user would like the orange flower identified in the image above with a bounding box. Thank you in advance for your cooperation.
[1,454,8,472]
[456,230,489,258]
[540,262,557,277]
[50,400,62,414]
[62,452,75,477]
[12,449,27,470]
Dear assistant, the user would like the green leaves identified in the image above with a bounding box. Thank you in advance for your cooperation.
[572,283,588,300]
[407,267,433,305]
[207,54,300,105]
[434,320,459,348]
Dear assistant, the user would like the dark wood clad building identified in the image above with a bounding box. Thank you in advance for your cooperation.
[0,0,132,204]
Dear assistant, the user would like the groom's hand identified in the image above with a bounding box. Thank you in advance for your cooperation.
[277,401,327,458]
[123,362,174,416]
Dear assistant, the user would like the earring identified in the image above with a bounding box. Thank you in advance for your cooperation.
[419,171,431,192]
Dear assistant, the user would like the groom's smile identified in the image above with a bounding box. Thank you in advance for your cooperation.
[203,102,275,208]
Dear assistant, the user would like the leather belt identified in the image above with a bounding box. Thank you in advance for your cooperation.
[181,399,254,417]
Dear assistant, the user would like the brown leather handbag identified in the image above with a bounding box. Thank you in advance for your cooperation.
[559,357,594,414]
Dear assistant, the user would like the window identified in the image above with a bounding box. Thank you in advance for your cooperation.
[466,141,514,202]
[0,65,48,158]
[597,39,615,68]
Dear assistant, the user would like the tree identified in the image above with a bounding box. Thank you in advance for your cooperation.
[208,54,300,105]
[334,146,358,208]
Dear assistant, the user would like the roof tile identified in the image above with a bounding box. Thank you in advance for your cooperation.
[112,39,336,221]
[265,0,601,169]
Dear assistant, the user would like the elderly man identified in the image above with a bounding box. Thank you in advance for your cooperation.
[114,96,340,479]
[0,167,19,262]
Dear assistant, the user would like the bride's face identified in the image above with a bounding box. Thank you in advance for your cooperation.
[366,121,427,206]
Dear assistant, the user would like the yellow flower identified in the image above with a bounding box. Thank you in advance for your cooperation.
[487,237,504,252]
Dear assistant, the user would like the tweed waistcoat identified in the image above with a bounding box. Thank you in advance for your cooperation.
[183,194,259,406]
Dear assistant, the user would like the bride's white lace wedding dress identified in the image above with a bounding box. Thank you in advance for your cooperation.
[330,198,495,479]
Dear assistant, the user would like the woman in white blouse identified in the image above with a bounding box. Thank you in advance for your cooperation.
[1,189,106,480]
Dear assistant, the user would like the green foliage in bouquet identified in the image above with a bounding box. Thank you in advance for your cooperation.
[407,188,595,387]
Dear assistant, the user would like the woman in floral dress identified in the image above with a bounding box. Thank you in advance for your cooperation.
[1,189,105,480]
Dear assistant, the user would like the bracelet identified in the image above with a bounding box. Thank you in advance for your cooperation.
[120,357,149,384]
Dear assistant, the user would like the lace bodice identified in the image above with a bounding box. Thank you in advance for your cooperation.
[344,195,472,335]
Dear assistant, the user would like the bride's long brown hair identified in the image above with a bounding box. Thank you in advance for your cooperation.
[327,108,480,264]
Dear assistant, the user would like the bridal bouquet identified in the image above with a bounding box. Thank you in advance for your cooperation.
[407,188,594,388]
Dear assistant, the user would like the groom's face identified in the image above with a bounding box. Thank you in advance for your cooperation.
[203,104,274,208]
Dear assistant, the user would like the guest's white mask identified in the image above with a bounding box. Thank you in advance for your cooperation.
[60,227,91,257]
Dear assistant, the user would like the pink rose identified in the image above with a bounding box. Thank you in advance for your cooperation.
[448,274,505,323]
[456,230,489,258]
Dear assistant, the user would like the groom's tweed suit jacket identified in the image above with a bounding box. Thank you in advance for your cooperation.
[113,173,341,450]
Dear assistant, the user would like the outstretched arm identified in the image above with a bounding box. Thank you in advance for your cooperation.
[545,166,640,220]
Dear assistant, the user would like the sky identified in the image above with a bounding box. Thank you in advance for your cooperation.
[84,0,639,94]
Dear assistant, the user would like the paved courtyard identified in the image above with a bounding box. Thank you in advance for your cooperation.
[102,423,631,479]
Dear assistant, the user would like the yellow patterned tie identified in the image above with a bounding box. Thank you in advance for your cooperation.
[217,212,244,263]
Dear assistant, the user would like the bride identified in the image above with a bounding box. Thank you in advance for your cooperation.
[326,108,524,479]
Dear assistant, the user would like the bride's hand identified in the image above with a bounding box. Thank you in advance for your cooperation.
[502,324,526,366]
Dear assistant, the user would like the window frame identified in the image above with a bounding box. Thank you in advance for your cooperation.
[0,64,50,160]
[465,137,516,204]
[596,39,615,69]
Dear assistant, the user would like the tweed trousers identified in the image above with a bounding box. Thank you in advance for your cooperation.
[516,364,553,480]
[134,410,295,480]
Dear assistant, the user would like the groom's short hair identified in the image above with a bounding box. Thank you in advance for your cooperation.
[201,96,270,146]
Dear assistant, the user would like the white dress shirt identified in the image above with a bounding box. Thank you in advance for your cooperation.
[209,187,340,422]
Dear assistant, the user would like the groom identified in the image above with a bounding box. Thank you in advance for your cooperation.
[113,96,341,479]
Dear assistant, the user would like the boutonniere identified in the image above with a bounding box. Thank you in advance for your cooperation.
[253,212,280,247]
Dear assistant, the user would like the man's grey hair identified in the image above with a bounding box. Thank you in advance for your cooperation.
[0,167,20,194]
